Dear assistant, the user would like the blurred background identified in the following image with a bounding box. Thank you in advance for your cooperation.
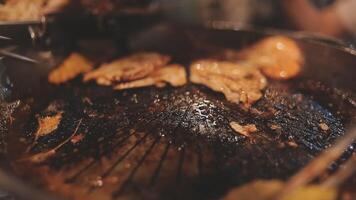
[0,0,355,47]
[161,0,355,47]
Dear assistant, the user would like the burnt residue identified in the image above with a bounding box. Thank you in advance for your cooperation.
[6,78,351,200]
[295,79,356,124]
[0,100,20,155]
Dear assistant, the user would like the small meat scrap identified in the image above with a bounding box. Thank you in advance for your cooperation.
[35,112,63,138]
[270,124,281,130]
[48,53,93,84]
[319,123,329,131]
[240,36,304,80]
[286,141,298,148]
[83,52,171,85]
[190,60,267,106]
[70,133,85,144]
[114,64,187,90]
[230,121,258,137]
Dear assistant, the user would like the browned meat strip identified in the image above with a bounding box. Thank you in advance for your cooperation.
[190,59,267,106]
[48,53,93,84]
[83,52,171,85]
[114,64,187,90]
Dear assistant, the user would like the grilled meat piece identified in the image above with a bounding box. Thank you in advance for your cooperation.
[48,53,93,85]
[114,64,187,90]
[218,36,303,80]
[190,59,267,107]
[239,36,304,80]
[83,52,171,86]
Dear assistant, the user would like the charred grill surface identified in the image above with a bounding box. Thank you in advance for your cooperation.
[6,79,348,200]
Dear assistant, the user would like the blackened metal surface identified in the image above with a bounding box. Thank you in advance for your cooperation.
[5,79,348,200]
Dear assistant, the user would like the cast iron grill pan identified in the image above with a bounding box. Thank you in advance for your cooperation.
[0,25,355,200]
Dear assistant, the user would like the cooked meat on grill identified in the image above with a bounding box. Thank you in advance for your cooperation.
[190,59,267,107]
[83,52,171,86]
[240,36,303,80]
[48,53,93,85]
[114,64,187,90]
[219,36,303,80]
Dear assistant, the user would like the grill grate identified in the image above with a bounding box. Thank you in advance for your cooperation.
[7,81,351,200]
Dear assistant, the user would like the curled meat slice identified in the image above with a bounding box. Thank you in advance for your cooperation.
[48,53,93,84]
[114,64,186,90]
[83,52,171,85]
[240,36,303,80]
[190,60,267,106]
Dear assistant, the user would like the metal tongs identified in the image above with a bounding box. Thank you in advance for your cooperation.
[275,125,356,200]
[0,16,52,64]
[0,45,39,63]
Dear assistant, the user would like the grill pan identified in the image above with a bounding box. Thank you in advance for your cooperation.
[0,23,355,200]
